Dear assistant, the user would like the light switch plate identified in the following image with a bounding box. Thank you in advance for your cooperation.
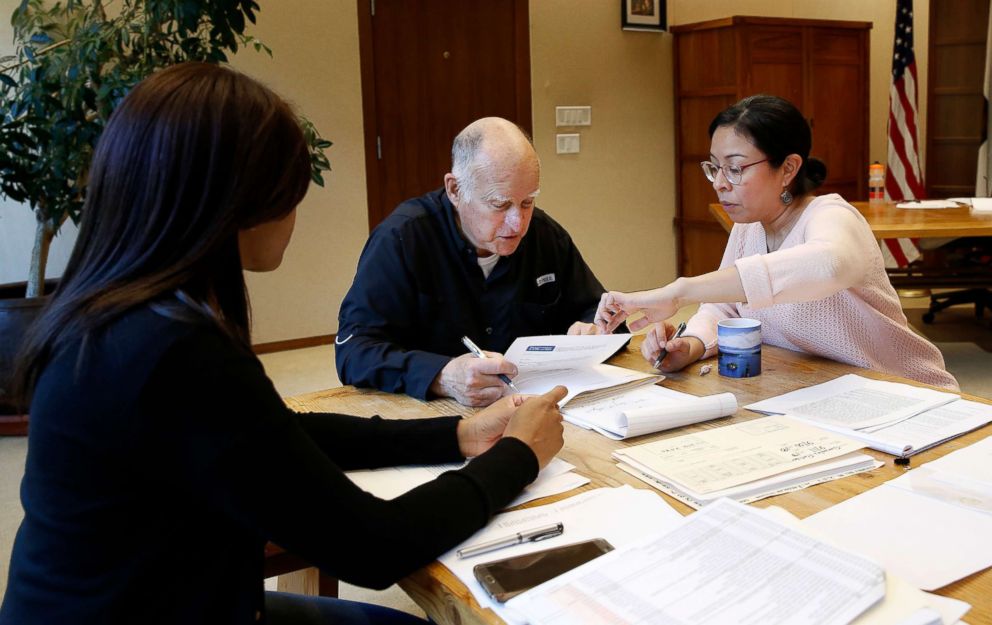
[556,106,592,127]
[556,133,580,154]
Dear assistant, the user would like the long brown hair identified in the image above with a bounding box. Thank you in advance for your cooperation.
[15,62,312,403]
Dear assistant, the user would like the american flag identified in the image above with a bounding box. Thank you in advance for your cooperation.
[883,0,923,268]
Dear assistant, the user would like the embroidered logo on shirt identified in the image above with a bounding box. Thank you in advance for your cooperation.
[536,273,556,287]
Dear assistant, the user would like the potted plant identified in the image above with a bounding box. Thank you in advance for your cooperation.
[0,0,332,431]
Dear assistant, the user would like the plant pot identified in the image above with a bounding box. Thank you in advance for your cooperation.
[0,281,53,436]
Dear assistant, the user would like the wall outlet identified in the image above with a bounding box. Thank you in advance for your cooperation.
[556,106,592,127]
[556,133,580,154]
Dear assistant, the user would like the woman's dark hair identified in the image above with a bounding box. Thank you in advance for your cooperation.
[708,94,827,195]
[15,62,312,402]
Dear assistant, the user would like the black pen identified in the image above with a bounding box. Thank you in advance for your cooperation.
[461,336,521,393]
[653,321,687,370]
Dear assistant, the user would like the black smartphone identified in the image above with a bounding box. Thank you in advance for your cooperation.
[472,538,614,602]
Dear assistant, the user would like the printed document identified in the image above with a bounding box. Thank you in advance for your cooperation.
[507,498,886,625]
[812,398,992,457]
[618,450,881,508]
[805,435,992,591]
[563,384,738,440]
[612,415,865,495]
[346,457,588,508]
[503,335,661,406]
[746,374,958,431]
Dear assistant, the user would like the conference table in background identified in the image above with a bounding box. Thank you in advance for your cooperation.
[708,200,992,239]
[283,338,992,625]
[709,200,992,296]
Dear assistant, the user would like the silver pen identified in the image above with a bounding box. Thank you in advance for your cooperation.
[460,335,521,393]
[457,522,564,559]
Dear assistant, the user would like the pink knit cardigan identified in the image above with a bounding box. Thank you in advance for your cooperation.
[684,194,959,390]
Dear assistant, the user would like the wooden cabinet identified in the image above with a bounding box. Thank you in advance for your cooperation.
[671,17,871,276]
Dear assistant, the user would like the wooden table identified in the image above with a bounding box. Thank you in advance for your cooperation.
[285,340,992,625]
[708,200,992,239]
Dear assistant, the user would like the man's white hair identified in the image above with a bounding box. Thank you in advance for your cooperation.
[450,118,536,203]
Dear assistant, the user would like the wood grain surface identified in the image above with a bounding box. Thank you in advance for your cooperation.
[285,338,992,625]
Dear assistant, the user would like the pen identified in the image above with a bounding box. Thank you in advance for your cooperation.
[653,321,687,370]
[460,335,521,393]
[456,522,564,559]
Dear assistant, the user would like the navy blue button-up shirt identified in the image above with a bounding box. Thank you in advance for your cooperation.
[335,188,609,399]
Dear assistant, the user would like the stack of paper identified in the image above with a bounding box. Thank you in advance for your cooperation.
[805,435,992,591]
[746,374,984,457]
[896,199,960,209]
[503,335,661,407]
[508,498,970,625]
[346,457,589,509]
[613,415,881,508]
[507,498,887,625]
[563,383,738,440]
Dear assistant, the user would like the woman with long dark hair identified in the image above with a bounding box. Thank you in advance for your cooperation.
[0,62,566,625]
[595,94,956,390]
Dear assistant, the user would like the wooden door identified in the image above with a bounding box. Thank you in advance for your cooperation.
[807,27,868,200]
[357,0,532,230]
[925,0,989,198]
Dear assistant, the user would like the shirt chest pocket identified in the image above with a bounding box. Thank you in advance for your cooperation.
[519,282,562,332]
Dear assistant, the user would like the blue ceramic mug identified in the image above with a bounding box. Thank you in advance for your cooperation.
[717,318,761,378]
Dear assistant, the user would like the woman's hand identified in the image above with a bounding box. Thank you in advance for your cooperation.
[594,287,682,333]
[458,386,567,468]
[457,393,527,457]
[502,386,567,469]
[641,323,706,372]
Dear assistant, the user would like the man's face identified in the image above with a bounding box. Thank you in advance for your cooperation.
[450,154,540,257]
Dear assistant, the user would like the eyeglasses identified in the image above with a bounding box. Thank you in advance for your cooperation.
[700,159,768,185]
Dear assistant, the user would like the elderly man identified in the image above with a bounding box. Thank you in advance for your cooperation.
[335,117,609,405]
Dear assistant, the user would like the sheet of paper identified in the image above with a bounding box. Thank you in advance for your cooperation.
[805,439,992,591]
[503,334,632,371]
[513,362,660,406]
[438,486,684,623]
[346,457,588,508]
[614,415,864,495]
[746,374,959,431]
[896,199,959,209]
[618,451,881,508]
[971,197,992,213]
[507,498,886,625]
[923,431,992,484]
[564,384,737,439]
[795,398,992,457]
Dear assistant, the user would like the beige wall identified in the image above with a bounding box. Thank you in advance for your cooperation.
[230,1,368,344]
[0,1,931,344]
[530,1,676,294]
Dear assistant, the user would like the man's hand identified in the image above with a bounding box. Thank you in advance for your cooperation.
[430,352,518,407]
[566,321,600,335]
[641,322,705,372]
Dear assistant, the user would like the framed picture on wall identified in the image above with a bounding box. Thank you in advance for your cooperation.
[621,0,667,32]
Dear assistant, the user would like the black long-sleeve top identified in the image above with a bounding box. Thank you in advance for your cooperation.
[0,307,537,625]
[335,188,609,400]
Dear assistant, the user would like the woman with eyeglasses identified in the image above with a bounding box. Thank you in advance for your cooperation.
[595,94,957,390]
[0,63,567,625]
